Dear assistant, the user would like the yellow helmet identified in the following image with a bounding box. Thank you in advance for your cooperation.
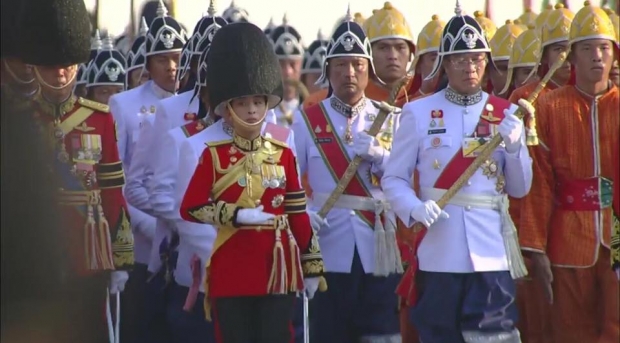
[363,2,414,48]
[501,24,542,94]
[604,8,620,42]
[535,3,555,31]
[474,10,497,41]
[569,1,617,47]
[541,3,575,47]
[415,14,447,56]
[517,8,538,28]
[490,20,526,61]
[354,12,366,25]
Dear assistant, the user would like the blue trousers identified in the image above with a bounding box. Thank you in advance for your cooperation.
[310,248,400,343]
[121,263,149,343]
[167,284,216,343]
[292,296,304,343]
[411,271,519,343]
[143,269,172,343]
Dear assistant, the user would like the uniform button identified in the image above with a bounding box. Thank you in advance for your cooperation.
[465,205,472,211]
[350,210,356,216]
[466,181,472,186]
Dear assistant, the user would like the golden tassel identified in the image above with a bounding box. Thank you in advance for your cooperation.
[97,204,115,270]
[84,204,99,270]
[287,229,301,292]
[203,266,213,321]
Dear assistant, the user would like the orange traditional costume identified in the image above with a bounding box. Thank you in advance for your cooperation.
[519,3,620,342]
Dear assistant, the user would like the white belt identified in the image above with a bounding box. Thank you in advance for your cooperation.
[420,187,507,211]
[420,187,528,280]
[312,193,391,214]
[312,192,403,277]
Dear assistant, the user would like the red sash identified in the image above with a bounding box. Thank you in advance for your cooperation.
[396,95,512,306]
[300,102,375,226]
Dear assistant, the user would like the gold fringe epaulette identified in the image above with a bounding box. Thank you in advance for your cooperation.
[78,97,110,113]
[204,139,233,147]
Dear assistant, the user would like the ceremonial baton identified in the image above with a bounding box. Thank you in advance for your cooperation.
[317,75,411,219]
[409,51,567,233]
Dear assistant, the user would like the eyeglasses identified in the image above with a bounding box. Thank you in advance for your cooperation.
[449,57,488,70]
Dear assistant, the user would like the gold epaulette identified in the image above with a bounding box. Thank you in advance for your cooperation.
[263,136,287,148]
[78,97,110,113]
[205,139,233,147]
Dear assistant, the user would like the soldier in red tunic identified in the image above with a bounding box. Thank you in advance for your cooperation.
[19,0,134,341]
[180,23,325,343]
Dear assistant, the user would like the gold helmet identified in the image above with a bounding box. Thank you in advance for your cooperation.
[490,20,526,61]
[541,4,575,47]
[604,8,619,42]
[517,8,538,28]
[411,14,447,77]
[501,24,542,94]
[363,2,415,51]
[569,1,618,48]
[535,3,555,31]
[474,10,497,41]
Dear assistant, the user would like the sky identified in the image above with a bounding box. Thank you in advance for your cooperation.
[85,0,591,43]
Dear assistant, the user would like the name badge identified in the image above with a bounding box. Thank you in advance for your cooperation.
[462,137,489,158]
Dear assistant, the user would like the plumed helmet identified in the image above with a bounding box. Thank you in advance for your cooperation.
[222,0,249,24]
[316,6,376,85]
[77,30,104,87]
[127,17,149,74]
[270,14,304,60]
[20,0,91,66]
[207,23,283,115]
[302,30,329,74]
[87,34,127,89]
[145,0,187,56]
[426,1,493,80]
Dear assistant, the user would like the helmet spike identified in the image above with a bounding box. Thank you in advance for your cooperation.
[282,13,288,26]
[92,29,102,50]
[455,0,463,16]
[156,0,168,17]
[207,0,216,17]
[344,3,353,22]
[103,33,115,50]
[139,16,149,36]
[317,28,324,40]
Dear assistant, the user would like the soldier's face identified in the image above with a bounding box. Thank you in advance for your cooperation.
[513,67,536,88]
[128,69,150,89]
[371,39,411,84]
[443,52,488,94]
[610,60,620,86]
[488,60,509,95]
[570,39,615,83]
[36,64,78,89]
[418,52,438,80]
[328,56,369,101]
[226,96,268,125]
[279,59,303,100]
[147,52,181,93]
[89,85,124,105]
[543,42,571,81]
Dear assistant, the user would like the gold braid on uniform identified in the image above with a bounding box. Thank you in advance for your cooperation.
[112,208,134,269]
[188,201,240,227]
[284,190,306,214]
[300,229,324,278]
[97,161,125,189]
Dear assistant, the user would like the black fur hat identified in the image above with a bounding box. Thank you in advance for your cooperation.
[20,0,91,66]
[0,1,27,59]
[207,23,283,115]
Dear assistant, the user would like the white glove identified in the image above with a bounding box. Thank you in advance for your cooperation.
[109,271,129,294]
[499,109,524,153]
[353,131,385,164]
[411,200,449,228]
[307,210,329,231]
[304,277,321,299]
[235,205,275,225]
